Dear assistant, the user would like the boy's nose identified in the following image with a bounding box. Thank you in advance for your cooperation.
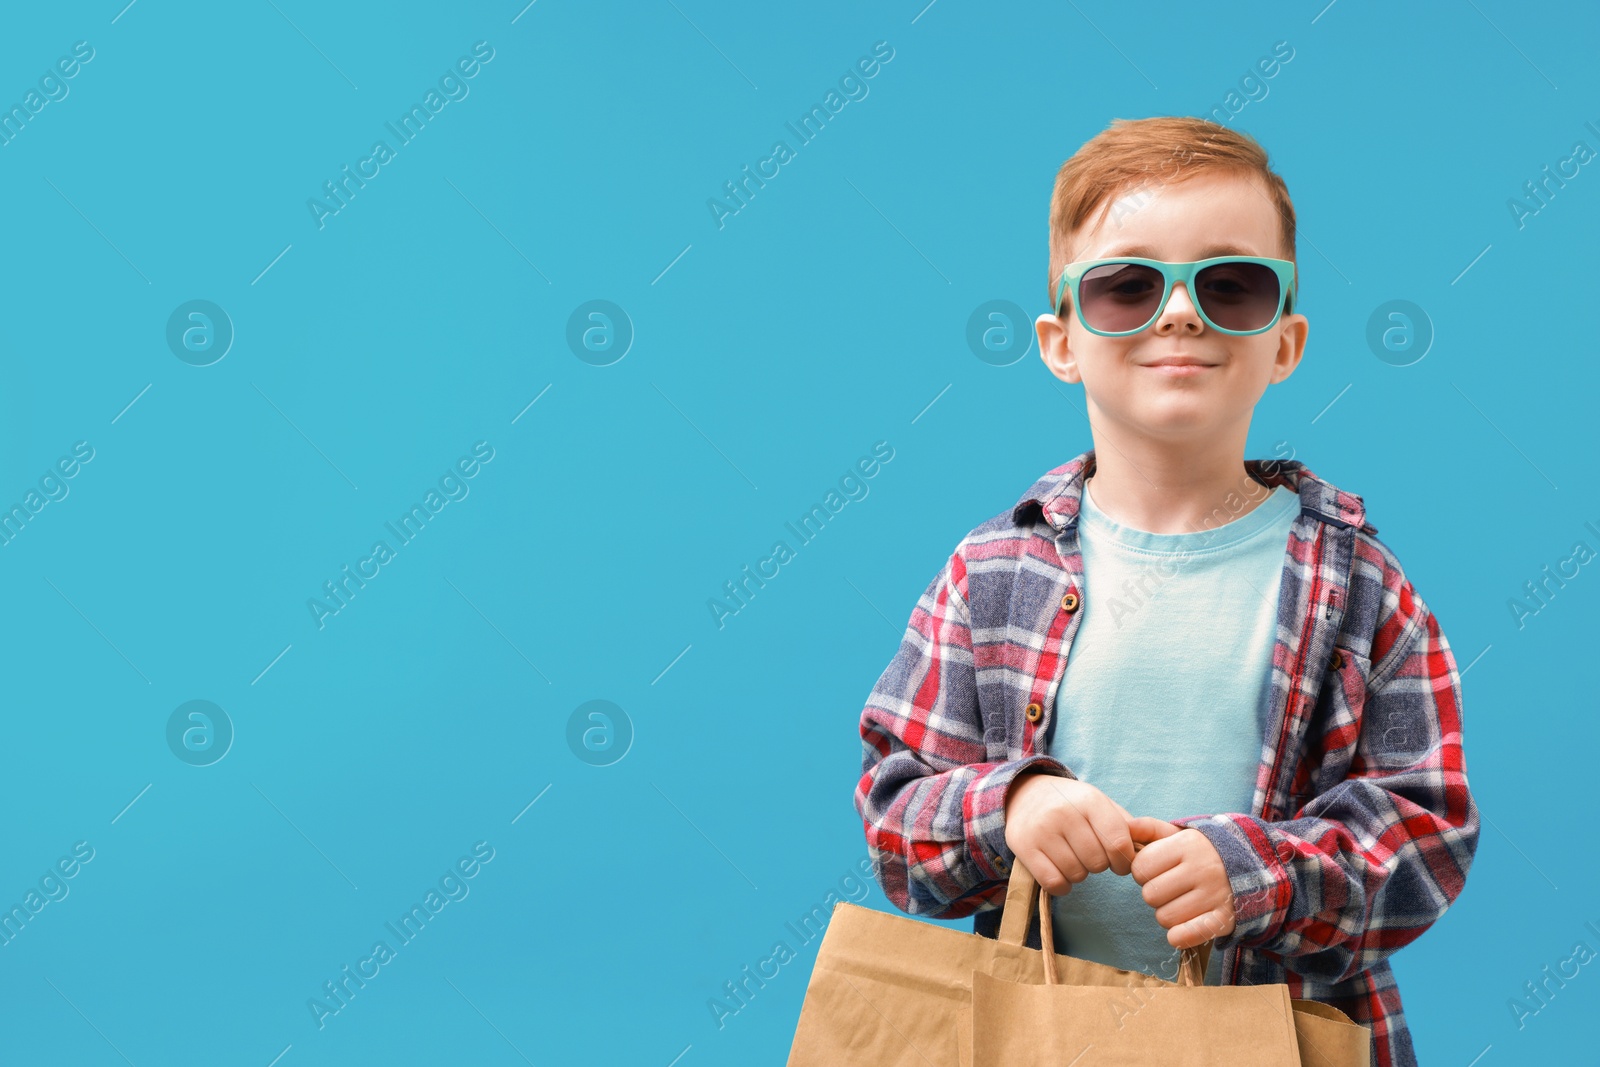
[1157,282,1204,331]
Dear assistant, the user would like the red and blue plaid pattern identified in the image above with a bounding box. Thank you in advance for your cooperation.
[854,448,1479,1067]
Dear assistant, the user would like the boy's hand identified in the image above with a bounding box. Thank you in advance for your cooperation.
[1127,815,1236,949]
[1003,772,1136,894]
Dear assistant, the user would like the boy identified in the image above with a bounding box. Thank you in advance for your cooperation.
[853,116,1478,1067]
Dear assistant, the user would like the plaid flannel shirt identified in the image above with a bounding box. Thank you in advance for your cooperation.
[854,448,1479,1067]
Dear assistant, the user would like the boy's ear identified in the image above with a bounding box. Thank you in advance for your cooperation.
[1269,312,1309,384]
[1036,313,1080,384]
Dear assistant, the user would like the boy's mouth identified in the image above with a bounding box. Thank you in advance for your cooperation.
[1142,356,1219,375]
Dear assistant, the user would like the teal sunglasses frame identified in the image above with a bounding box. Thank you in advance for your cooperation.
[1053,256,1298,337]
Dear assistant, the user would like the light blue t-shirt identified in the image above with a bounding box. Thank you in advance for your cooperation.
[1046,476,1301,986]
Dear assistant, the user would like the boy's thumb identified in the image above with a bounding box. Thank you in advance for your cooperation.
[1128,815,1181,846]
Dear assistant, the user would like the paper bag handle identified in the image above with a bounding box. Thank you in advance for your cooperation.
[999,842,1210,988]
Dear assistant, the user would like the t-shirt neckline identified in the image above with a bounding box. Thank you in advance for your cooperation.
[1080,478,1299,556]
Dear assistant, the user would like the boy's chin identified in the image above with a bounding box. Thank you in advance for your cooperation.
[1107,410,1241,444]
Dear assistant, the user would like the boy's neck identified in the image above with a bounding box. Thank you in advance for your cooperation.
[1083,437,1274,537]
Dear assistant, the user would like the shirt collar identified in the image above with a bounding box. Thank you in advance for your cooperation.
[1009,448,1373,535]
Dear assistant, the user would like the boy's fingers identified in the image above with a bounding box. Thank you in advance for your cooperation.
[1137,864,1196,907]
[1151,885,1218,935]
[1029,846,1078,894]
[1059,820,1104,880]
[1045,824,1093,883]
[1135,845,1182,883]
[1092,807,1136,876]
[1166,906,1231,950]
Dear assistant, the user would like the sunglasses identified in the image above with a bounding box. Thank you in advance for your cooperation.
[1053,256,1298,337]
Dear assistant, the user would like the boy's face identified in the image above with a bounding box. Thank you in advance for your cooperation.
[1034,170,1308,449]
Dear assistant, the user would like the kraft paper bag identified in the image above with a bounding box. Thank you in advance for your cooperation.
[969,862,1372,1067]
[784,855,1189,1067]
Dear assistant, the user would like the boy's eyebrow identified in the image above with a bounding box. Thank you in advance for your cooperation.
[1093,242,1262,260]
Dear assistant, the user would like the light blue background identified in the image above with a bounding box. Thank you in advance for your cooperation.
[0,1,1594,1063]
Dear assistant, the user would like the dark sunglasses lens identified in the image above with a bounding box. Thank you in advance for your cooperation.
[1077,263,1166,333]
[1194,261,1283,331]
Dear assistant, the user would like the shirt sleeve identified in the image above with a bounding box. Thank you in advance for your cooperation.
[1169,576,1481,985]
[853,543,1076,920]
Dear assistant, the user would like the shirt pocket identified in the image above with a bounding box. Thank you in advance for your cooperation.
[1324,644,1373,726]
[1290,645,1375,811]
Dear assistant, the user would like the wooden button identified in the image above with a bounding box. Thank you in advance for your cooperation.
[1061,592,1079,612]
[1025,702,1043,723]
[1329,649,1345,670]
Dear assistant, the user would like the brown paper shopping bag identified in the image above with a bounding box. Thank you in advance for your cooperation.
[785,856,1187,1067]
[969,858,1373,1067]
